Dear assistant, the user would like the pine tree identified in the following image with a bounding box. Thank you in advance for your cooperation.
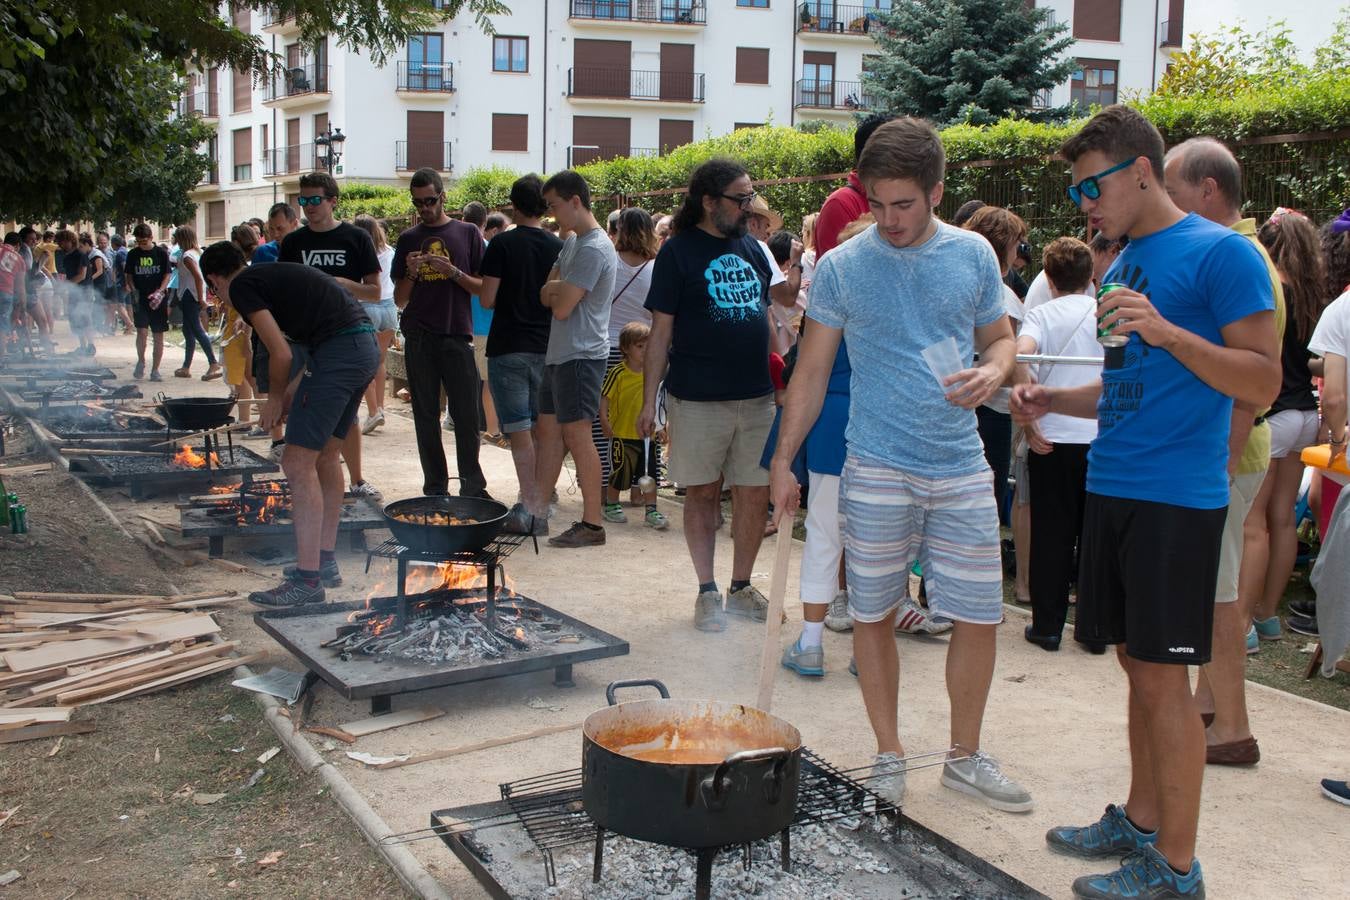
[861,0,1076,125]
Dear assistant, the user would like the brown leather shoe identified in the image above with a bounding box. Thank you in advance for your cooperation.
[1206,736,1260,766]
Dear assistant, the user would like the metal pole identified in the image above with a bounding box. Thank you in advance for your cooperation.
[1015,354,1104,366]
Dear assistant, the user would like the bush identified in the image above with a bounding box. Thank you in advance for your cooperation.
[335,184,413,240]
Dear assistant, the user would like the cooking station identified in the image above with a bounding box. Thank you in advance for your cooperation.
[177,479,386,557]
[71,443,279,498]
[36,407,176,443]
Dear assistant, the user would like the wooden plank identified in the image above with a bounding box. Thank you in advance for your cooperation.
[11,590,228,604]
[20,649,176,695]
[55,646,239,703]
[0,707,73,724]
[93,653,262,704]
[0,719,38,731]
[0,463,53,476]
[0,721,96,744]
[304,725,356,744]
[132,613,221,643]
[338,706,445,738]
[0,615,217,673]
[372,722,583,769]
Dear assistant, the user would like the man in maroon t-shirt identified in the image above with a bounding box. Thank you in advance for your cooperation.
[815,114,894,256]
[391,167,489,498]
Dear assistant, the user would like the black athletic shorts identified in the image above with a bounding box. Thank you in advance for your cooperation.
[132,291,170,333]
[1076,492,1226,665]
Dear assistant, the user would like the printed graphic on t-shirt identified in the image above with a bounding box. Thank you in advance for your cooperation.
[133,254,162,275]
[1098,261,1151,429]
[417,237,451,282]
[301,249,348,268]
[704,253,764,321]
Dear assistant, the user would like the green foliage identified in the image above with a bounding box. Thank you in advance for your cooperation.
[861,0,1076,125]
[92,116,218,229]
[335,183,415,239]
[442,166,520,211]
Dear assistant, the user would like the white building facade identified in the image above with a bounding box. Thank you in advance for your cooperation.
[187,0,1189,241]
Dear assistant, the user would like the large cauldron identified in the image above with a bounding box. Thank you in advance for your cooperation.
[383,495,508,555]
[154,393,236,431]
[582,679,802,849]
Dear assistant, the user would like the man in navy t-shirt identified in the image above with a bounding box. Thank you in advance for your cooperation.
[1012,105,1278,900]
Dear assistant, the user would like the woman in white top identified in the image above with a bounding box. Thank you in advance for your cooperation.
[1016,238,1103,651]
[171,225,221,381]
[353,215,398,434]
[594,208,657,499]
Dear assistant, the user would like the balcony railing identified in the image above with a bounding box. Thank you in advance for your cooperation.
[263,143,321,177]
[569,0,706,25]
[567,145,657,167]
[1031,87,1053,109]
[262,63,330,102]
[797,2,885,35]
[1158,18,1181,47]
[793,78,873,110]
[568,68,705,102]
[258,6,296,28]
[177,90,219,118]
[200,161,219,186]
[396,61,455,92]
[396,141,453,172]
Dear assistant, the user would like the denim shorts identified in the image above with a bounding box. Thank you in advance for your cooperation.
[286,332,380,450]
[487,352,545,433]
[363,298,399,332]
[539,358,607,425]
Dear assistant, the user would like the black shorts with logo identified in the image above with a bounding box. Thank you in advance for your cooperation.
[132,291,170,333]
[1076,492,1226,665]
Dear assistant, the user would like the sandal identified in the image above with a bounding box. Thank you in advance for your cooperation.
[173,368,191,378]
[202,364,223,381]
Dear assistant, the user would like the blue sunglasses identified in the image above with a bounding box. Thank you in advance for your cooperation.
[1067,158,1136,206]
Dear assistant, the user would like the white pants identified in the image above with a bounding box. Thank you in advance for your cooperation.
[800,471,844,605]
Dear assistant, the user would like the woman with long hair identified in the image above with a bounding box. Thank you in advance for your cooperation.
[1241,210,1328,639]
[172,225,221,380]
[353,214,398,434]
[594,207,661,524]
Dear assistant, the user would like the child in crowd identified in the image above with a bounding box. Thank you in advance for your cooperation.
[600,321,668,530]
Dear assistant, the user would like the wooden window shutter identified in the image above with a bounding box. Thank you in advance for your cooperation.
[735,48,770,85]
[492,114,529,152]
[232,67,251,114]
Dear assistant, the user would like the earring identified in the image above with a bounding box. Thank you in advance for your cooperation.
[1139,183,1148,190]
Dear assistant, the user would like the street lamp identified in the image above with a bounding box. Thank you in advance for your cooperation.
[315,126,346,174]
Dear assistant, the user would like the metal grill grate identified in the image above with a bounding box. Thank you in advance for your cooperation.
[365,532,531,570]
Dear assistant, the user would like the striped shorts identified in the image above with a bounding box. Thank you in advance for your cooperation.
[840,456,1004,625]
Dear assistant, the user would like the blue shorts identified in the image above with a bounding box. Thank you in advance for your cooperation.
[840,456,1004,625]
[487,352,545,433]
[285,332,380,451]
[363,298,399,332]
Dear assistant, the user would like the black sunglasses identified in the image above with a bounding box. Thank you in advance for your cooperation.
[720,191,757,209]
[411,194,443,209]
[1067,158,1135,206]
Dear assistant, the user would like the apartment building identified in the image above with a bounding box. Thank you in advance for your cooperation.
[185,0,1186,241]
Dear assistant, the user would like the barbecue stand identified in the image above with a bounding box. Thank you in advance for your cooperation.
[178,480,386,557]
[418,749,1046,899]
[72,444,279,498]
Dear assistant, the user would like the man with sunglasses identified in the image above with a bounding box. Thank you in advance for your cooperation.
[637,159,782,632]
[391,167,490,500]
[279,172,383,502]
[1012,105,1278,900]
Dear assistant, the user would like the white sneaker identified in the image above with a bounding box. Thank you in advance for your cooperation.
[361,409,386,434]
[895,596,953,635]
[268,442,285,463]
[941,750,1033,813]
[349,480,382,500]
[824,590,853,632]
[870,752,907,806]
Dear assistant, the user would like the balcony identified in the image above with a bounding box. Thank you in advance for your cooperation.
[569,0,706,26]
[1158,18,1182,47]
[262,63,331,107]
[797,2,884,37]
[259,6,300,34]
[177,90,219,119]
[199,161,219,186]
[793,78,873,111]
[568,68,705,103]
[567,145,657,167]
[263,143,322,178]
[395,141,453,172]
[396,61,455,93]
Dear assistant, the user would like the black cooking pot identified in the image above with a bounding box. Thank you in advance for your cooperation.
[582,679,802,849]
[154,393,236,430]
[383,495,508,555]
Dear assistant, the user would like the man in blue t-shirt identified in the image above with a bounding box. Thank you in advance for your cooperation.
[769,118,1028,815]
[1012,106,1278,900]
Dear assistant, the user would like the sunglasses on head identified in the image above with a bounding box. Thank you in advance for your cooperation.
[297,195,331,207]
[1066,158,1136,206]
[411,194,442,209]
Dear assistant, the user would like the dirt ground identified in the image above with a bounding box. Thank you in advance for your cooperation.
[5,327,1350,899]
[0,420,407,899]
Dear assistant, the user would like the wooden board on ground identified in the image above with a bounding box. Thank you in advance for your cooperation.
[1,613,219,672]
[0,721,95,744]
[0,707,73,724]
[338,706,445,738]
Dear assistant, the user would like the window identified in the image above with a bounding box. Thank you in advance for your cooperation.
[207,201,226,240]
[492,113,529,152]
[232,67,251,114]
[408,33,447,89]
[231,128,251,182]
[735,48,769,85]
[1072,0,1121,42]
[1070,59,1118,108]
[800,50,836,107]
[493,36,528,73]
[737,0,769,7]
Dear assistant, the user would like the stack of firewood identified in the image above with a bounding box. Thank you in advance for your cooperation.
[0,590,258,742]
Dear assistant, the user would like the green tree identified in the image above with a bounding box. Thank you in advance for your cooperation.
[861,0,1075,125]
[0,0,507,223]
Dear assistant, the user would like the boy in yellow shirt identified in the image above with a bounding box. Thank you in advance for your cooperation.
[600,321,667,529]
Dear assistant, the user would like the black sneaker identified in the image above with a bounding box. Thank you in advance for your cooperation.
[547,521,605,548]
[249,578,325,607]
[1288,598,1316,618]
[282,559,342,587]
[1286,613,1319,636]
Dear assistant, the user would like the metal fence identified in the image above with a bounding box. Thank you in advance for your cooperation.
[569,0,706,24]
[568,68,706,102]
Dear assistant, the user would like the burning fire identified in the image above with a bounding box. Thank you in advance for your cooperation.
[209,482,242,494]
[173,444,220,469]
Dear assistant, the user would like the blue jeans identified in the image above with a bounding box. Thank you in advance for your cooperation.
[179,293,216,368]
[487,352,545,434]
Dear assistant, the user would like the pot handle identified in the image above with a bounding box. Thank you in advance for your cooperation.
[154,392,168,404]
[604,679,671,706]
[701,747,792,809]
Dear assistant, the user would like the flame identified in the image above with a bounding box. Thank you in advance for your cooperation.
[172,444,220,469]
[405,562,491,595]
[210,482,242,495]
[514,627,526,641]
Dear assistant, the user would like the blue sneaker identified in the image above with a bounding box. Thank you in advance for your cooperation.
[1252,615,1282,641]
[1245,624,1259,655]
[781,639,824,677]
[1322,778,1350,806]
[1047,804,1156,859]
[1072,845,1205,899]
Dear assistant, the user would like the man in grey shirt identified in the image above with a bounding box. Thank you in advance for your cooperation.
[532,170,617,548]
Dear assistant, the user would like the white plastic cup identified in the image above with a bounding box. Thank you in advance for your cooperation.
[920,337,964,390]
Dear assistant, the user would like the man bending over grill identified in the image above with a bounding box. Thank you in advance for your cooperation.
[199,242,380,607]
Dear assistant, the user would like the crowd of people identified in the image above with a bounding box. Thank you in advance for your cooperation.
[7,101,1350,898]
